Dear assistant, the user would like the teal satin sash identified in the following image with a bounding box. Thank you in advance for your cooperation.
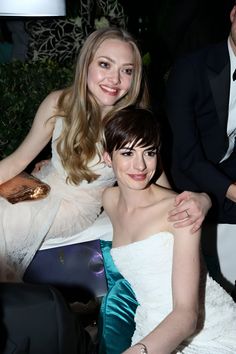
[99,240,138,354]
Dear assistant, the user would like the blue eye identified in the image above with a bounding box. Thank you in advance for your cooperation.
[121,67,133,76]
[99,61,109,68]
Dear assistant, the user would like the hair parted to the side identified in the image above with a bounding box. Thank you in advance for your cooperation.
[103,106,163,179]
[55,27,150,185]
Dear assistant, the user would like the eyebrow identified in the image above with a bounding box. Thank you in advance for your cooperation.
[96,55,134,66]
[120,146,156,151]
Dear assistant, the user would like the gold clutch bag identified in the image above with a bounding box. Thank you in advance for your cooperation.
[0,172,51,204]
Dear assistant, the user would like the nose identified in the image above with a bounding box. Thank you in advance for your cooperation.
[133,154,146,171]
[108,69,121,85]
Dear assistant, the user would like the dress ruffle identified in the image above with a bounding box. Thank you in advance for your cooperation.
[0,117,115,281]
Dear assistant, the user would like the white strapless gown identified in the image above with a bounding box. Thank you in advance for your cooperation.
[0,118,115,281]
[111,232,236,354]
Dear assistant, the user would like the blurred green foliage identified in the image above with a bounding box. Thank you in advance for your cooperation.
[0,60,73,159]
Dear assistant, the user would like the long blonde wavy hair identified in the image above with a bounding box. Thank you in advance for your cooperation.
[56,27,150,185]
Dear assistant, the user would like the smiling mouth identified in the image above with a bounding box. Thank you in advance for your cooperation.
[100,85,119,96]
[128,174,147,181]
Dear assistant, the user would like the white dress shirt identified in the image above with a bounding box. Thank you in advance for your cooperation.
[220,37,236,162]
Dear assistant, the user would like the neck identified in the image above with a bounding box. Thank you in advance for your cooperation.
[117,183,154,212]
[101,105,113,120]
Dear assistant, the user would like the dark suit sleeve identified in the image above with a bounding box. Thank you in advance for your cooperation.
[165,55,232,208]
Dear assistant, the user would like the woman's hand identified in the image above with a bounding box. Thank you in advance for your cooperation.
[122,345,146,354]
[32,159,50,173]
[168,191,212,233]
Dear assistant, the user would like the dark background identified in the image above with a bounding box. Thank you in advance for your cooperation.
[120,0,234,106]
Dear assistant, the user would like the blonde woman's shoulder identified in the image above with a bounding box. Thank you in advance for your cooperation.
[36,90,64,125]
[38,90,62,112]
[45,89,63,107]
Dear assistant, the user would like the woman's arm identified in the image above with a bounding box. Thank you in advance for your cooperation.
[157,172,212,233]
[123,226,200,354]
[0,90,61,184]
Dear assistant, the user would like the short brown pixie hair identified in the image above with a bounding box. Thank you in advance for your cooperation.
[103,106,162,179]
[103,107,161,154]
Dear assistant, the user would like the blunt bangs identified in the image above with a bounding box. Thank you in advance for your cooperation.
[104,107,161,155]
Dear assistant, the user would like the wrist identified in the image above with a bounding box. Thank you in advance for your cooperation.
[200,192,212,209]
[226,183,236,202]
[134,342,148,354]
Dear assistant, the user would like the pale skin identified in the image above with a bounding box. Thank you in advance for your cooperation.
[103,144,200,354]
[0,91,58,184]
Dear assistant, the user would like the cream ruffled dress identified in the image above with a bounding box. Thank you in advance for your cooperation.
[0,118,115,281]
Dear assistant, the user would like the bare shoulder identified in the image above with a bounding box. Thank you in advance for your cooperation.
[33,90,64,127]
[153,184,177,208]
[154,186,202,242]
[42,90,63,110]
[151,185,178,230]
